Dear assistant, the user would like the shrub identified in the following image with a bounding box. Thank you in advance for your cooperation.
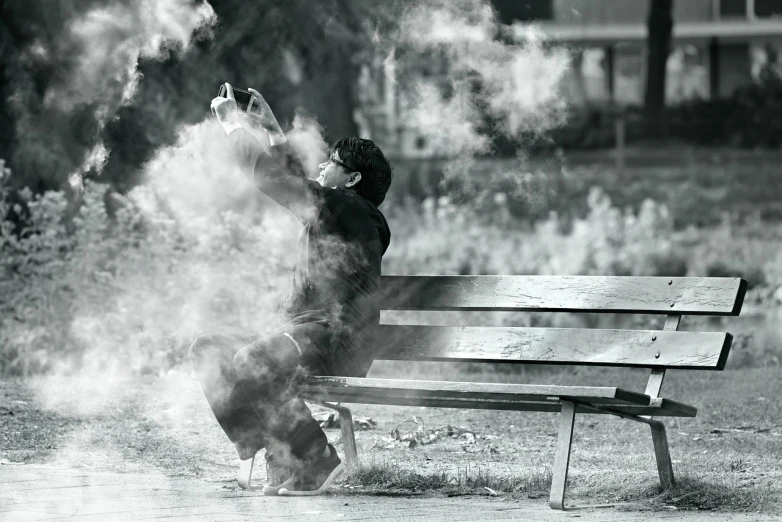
[1,157,778,375]
[726,56,782,148]
[0,166,294,375]
[706,261,766,290]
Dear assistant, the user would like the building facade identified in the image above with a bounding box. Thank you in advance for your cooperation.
[356,0,782,157]
[509,0,782,104]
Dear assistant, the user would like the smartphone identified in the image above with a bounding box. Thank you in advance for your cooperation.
[218,85,254,112]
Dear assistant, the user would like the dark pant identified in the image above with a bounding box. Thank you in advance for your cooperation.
[188,321,333,465]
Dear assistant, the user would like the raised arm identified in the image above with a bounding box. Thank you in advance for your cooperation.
[211,83,324,222]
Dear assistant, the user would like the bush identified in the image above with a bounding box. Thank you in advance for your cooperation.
[1,157,777,375]
[384,187,690,280]
[726,57,782,148]
[0,165,295,375]
[536,63,782,150]
[706,261,766,290]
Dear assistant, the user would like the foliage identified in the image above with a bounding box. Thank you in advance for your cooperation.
[726,53,782,148]
[384,187,688,279]
[545,62,782,151]
[0,0,394,196]
[1,155,779,375]
[0,160,293,374]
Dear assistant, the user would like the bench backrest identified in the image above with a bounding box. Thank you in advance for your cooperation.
[376,276,747,382]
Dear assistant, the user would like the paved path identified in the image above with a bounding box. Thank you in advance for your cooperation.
[1,464,777,521]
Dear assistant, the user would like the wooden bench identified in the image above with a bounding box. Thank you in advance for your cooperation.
[246,275,747,509]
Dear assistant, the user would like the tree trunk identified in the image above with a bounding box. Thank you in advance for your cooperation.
[313,51,360,144]
[644,0,673,138]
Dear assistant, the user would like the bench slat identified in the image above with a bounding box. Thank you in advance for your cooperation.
[301,377,650,405]
[375,326,732,370]
[381,276,747,316]
[301,378,697,417]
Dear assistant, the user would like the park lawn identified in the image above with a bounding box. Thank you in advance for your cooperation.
[0,364,780,512]
[473,155,782,226]
[347,363,781,511]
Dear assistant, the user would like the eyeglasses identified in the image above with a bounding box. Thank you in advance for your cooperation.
[323,155,356,173]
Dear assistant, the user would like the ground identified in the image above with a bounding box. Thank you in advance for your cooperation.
[1,363,781,518]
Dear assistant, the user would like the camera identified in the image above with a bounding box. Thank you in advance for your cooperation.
[218,85,254,112]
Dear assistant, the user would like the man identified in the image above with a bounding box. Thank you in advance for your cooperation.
[189,83,392,496]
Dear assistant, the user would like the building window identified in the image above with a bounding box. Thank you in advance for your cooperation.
[720,0,748,18]
[755,0,782,17]
[584,49,609,100]
[491,0,553,23]
[614,49,645,106]
[667,45,709,102]
[751,44,782,79]
[415,136,427,150]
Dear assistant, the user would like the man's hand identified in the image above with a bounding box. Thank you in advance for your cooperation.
[210,82,241,133]
[246,88,287,145]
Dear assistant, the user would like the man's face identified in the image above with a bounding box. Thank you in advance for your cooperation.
[317,150,360,189]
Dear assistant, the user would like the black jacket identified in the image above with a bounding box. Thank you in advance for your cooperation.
[227,129,391,376]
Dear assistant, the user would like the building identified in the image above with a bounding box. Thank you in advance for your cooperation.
[355,0,782,157]
[502,0,782,105]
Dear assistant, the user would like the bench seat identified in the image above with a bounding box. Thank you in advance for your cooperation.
[300,376,697,417]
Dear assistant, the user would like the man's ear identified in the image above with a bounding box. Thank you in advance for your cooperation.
[346,172,361,188]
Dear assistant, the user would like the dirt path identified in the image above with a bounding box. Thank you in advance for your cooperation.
[1,368,781,516]
[3,464,779,522]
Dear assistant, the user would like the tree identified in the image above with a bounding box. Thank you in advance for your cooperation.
[644,0,674,137]
[0,0,393,197]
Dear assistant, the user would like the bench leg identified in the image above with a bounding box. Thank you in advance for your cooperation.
[237,454,263,490]
[549,401,576,510]
[649,420,675,489]
[304,398,361,471]
[334,405,359,472]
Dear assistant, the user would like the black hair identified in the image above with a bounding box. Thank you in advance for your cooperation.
[331,137,393,206]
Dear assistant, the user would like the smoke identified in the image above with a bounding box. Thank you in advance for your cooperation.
[6,0,572,481]
[386,0,571,200]
[48,0,215,113]
[2,0,263,467]
[14,2,330,451]
[287,113,330,178]
[138,119,250,220]
[13,0,215,185]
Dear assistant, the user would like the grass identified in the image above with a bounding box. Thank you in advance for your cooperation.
[344,456,773,510]
[346,460,552,498]
[1,153,780,512]
[1,366,780,513]
[344,461,771,510]
[335,365,782,512]
[631,475,773,511]
[389,153,782,226]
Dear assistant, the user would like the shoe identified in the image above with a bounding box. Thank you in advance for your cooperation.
[277,444,345,496]
[261,451,295,496]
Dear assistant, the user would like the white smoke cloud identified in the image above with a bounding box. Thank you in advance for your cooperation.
[394,0,569,146]
[287,113,330,178]
[39,0,216,183]
[138,119,251,222]
[16,0,572,475]
[388,0,571,197]
[46,0,215,116]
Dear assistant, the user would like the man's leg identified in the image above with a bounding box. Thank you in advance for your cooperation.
[232,322,347,496]
[231,326,330,466]
[188,332,268,460]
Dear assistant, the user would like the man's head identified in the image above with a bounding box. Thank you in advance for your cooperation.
[316,137,393,206]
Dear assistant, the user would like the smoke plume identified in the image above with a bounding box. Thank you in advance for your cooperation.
[387,0,571,198]
[12,0,215,186]
[5,0,573,481]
